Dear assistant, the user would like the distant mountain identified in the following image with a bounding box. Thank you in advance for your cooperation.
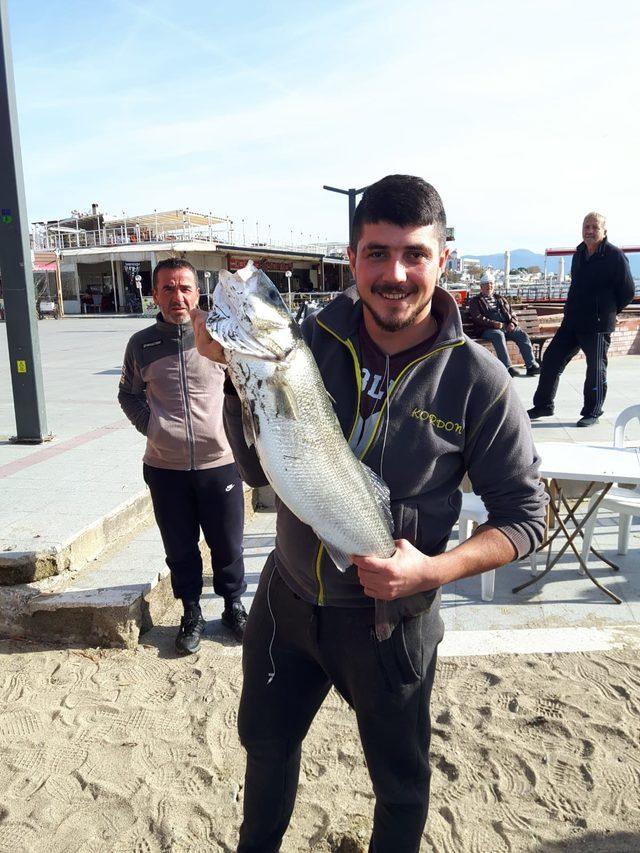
[467,248,640,277]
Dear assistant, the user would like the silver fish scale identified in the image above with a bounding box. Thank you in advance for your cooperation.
[228,341,395,562]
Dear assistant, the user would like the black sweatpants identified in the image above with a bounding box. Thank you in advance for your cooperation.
[532,324,611,418]
[237,557,444,853]
[143,462,246,605]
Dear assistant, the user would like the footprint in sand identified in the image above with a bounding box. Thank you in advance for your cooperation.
[535,696,565,719]
[437,804,464,851]
[111,834,164,853]
[496,693,520,714]
[0,709,45,741]
[0,820,40,853]
[468,822,512,853]
[435,754,459,782]
[491,753,537,799]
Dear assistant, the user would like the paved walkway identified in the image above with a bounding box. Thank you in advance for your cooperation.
[1,317,639,651]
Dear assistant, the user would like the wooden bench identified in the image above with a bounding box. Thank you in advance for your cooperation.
[460,303,554,363]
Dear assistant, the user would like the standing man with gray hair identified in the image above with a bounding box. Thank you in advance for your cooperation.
[528,212,634,427]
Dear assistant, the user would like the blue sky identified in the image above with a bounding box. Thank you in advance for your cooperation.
[7,0,640,253]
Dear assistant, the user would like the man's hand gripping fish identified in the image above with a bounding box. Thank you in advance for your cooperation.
[205,262,396,571]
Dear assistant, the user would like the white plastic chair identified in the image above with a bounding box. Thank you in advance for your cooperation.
[459,492,541,600]
[458,493,495,601]
[580,405,640,564]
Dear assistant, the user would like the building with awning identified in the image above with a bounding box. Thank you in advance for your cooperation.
[30,205,350,314]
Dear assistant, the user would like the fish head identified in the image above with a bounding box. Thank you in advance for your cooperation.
[206,262,300,360]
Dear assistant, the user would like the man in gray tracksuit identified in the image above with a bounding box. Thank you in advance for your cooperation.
[192,175,548,851]
[119,258,247,654]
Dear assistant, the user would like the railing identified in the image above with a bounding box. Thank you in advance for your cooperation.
[287,291,340,311]
[506,283,571,301]
[31,225,348,258]
[31,225,233,251]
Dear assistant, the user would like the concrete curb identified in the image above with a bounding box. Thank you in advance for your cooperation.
[0,490,155,585]
[0,482,258,648]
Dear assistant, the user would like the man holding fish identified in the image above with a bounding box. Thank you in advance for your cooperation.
[192,175,547,852]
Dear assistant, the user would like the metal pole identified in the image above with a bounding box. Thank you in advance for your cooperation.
[503,250,511,295]
[54,250,64,316]
[323,184,368,247]
[204,270,211,310]
[0,0,49,442]
[285,270,292,311]
[110,254,118,313]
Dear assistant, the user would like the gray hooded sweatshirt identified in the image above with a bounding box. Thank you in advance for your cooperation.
[224,286,547,634]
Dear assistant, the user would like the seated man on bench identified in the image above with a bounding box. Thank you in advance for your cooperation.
[468,273,540,377]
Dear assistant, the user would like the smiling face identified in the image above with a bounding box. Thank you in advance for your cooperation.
[480,280,495,297]
[348,221,448,351]
[153,267,200,324]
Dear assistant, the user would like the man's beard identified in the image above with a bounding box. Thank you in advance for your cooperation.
[359,286,432,333]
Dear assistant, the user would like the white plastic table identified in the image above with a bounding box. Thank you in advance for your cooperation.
[512,442,640,603]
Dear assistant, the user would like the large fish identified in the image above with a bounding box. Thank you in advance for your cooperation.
[205,262,395,573]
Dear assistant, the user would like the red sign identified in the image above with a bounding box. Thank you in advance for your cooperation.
[450,289,468,305]
[228,256,292,273]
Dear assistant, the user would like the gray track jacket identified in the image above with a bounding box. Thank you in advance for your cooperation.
[224,286,547,627]
[118,314,234,471]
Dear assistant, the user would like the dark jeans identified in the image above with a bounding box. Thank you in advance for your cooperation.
[237,558,444,853]
[480,327,537,369]
[143,463,246,604]
[532,325,611,417]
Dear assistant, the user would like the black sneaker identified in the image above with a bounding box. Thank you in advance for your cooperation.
[526,364,541,376]
[221,601,248,641]
[577,415,599,428]
[527,405,554,420]
[175,605,206,655]
[508,367,521,377]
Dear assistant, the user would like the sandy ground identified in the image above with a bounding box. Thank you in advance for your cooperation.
[1,607,640,853]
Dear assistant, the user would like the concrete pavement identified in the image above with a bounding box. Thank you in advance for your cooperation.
[1,316,639,649]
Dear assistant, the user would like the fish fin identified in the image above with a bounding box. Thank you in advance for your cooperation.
[360,462,394,533]
[318,539,352,574]
[267,380,299,420]
[241,400,256,448]
[236,261,257,282]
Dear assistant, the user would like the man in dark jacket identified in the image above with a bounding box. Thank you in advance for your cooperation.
[118,258,248,654]
[528,212,635,427]
[468,272,540,376]
[193,175,547,852]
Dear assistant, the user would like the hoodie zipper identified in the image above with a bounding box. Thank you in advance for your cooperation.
[314,316,464,605]
[177,324,196,470]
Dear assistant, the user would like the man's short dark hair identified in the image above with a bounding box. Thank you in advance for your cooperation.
[350,174,447,250]
[152,257,198,288]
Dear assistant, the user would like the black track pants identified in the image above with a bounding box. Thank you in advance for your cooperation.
[143,463,246,604]
[237,558,444,853]
[532,325,611,417]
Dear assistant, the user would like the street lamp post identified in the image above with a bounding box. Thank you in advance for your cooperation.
[285,270,293,311]
[322,184,369,246]
[134,274,143,313]
[204,271,211,309]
